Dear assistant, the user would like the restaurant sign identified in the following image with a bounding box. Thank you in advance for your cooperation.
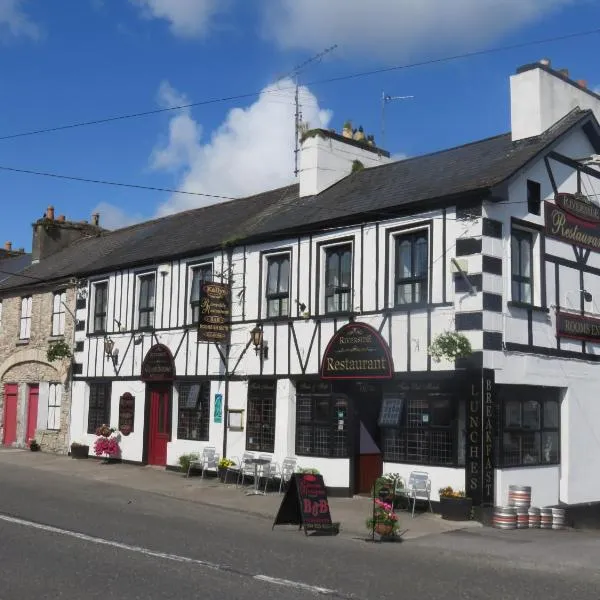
[320,322,393,380]
[545,193,600,252]
[141,344,176,382]
[556,311,600,343]
[197,282,231,344]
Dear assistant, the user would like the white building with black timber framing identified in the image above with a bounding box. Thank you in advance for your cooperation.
[10,60,600,522]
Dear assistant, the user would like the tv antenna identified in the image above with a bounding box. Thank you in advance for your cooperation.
[381,92,414,151]
[275,45,338,177]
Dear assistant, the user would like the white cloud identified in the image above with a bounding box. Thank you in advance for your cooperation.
[130,0,222,38]
[150,78,332,216]
[0,0,40,41]
[262,0,577,60]
[91,201,144,231]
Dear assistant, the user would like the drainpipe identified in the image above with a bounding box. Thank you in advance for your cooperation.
[62,287,78,453]
[222,247,234,459]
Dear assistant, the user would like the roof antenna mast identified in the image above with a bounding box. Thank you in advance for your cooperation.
[275,45,338,178]
[381,92,414,151]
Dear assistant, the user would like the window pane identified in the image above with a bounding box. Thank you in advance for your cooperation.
[502,432,521,467]
[396,283,412,304]
[326,252,338,287]
[267,260,279,294]
[326,295,337,313]
[398,240,412,278]
[340,250,352,287]
[414,281,425,304]
[414,237,428,276]
[544,401,559,428]
[511,235,519,274]
[520,238,532,278]
[315,398,329,422]
[521,282,532,304]
[505,401,521,427]
[523,401,540,429]
[280,297,289,317]
[522,432,540,464]
[279,257,289,292]
[430,398,452,426]
[542,431,559,463]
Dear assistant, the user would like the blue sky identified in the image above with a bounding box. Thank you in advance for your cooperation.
[1,0,600,251]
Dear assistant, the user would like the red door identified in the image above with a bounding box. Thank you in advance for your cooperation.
[148,386,170,466]
[3,384,18,446]
[26,384,39,445]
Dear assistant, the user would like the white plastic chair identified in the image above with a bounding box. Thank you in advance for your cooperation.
[262,461,280,493]
[406,470,433,517]
[201,446,219,479]
[186,453,202,478]
[234,452,257,487]
[278,457,298,494]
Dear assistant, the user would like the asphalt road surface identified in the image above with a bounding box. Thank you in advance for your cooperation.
[1,463,599,599]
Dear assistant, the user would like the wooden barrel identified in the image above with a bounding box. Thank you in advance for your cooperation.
[540,508,553,529]
[493,506,517,530]
[552,508,566,530]
[516,507,529,529]
[508,485,532,508]
[528,507,541,529]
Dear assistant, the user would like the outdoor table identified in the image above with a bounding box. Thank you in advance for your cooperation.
[245,457,271,496]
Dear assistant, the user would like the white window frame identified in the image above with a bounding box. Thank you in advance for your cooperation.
[510,225,541,307]
[263,252,291,319]
[47,383,62,430]
[136,272,156,330]
[92,280,109,333]
[188,262,213,325]
[52,290,67,336]
[19,296,32,340]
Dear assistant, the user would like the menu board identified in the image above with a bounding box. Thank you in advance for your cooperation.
[118,392,135,436]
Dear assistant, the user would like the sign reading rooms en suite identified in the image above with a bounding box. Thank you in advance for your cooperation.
[320,322,393,380]
[556,311,600,343]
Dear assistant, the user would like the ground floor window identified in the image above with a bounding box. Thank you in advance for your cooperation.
[381,393,457,466]
[295,381,350,458]
[177,381,210,441]
[87,382,111,434]
[498,385,560,467]
[246,379,276,453]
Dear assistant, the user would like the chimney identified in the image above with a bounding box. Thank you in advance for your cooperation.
[4,241,11,251]
[92,213,100,227]
[299,125,392,197]
[57,215,66,222]
[510,62,600,141]
[47,205,55,220]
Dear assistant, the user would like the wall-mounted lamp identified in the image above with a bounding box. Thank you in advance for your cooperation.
[566,289,593,308]
[250,325,268,360]
[104,336,119,368]
[582,289,593,303]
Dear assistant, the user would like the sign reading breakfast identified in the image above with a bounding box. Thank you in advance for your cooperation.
[545,193,600,251]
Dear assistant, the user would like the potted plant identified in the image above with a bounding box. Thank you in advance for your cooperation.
[29,439,40,452]
[342,120,353,138]
[46,339,73,362]
[366,497,400,539]
[438,486,472,521]
[428,331,472,362]
[93,425,121,463]
[217,457,235,482]
[178,453,200,476]
[70,441,89,459]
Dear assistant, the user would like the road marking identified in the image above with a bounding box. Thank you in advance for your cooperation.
[0,513,348,598]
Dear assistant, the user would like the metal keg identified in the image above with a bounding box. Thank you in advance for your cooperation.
[540,507,553,529]
[528,507,541,529]
[493,506,517,530]
[508,485,532,508]
[552,508,566,530]
[516,507,529,529]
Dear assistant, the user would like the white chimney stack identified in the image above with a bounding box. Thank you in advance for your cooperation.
[510,60,600,141]
[299,128,392,197]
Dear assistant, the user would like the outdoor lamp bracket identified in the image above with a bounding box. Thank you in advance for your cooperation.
[104,336,119,367]
[250,325,268,360]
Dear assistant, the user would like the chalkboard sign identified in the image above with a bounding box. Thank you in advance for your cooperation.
[272,473,335,535]
[118,392,135,436]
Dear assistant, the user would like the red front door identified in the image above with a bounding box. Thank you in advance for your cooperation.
[3,384,18,446]
[148,386,170,466]
[26,384,39,445]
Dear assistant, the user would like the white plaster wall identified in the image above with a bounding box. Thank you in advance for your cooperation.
[296,458,350,489]
[495,466,560,508]
[511,66,600,141]
[383,463,465,502]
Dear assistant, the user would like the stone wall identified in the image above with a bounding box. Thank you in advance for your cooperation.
[0,286,75,453]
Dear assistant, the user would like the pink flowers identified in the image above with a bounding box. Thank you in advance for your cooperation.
[93,435,120,457]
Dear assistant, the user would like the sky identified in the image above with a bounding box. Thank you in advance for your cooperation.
[1,0,600,251]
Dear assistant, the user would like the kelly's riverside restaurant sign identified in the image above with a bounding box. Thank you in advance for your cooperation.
[320,322,393,380]
[197,282,231,344]
[556,311,600,343]
[545,193,600,251]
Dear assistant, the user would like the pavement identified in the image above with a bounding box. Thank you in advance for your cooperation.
[1,449,600,599]
[0,448,481,541]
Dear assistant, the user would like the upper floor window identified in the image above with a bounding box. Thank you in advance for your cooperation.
[325,244,352,313]
[527,180,541,216]
[190,264,213,324]
[93,282,108,333]
[266,254,290,318]
[511,229,533,304]
[138,274,156,330]
[19,296,32,340]
[47,383,63,431]
[395,232,428,306]
[52,291,67,336]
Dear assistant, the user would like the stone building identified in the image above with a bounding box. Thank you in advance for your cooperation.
[0,207,103,453]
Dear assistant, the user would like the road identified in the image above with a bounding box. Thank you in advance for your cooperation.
[1,462,599,599]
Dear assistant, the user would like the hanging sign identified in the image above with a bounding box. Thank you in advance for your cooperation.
[141,344,175,382]
[320,322,393,380]
[118,392,135,436]
[545,194,600,252]
[197,282,231,344]
[214,393,223,424]
[272,473,336,535]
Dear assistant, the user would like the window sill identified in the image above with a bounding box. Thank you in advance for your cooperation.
[507,302,550,314]
[47,335,65,342]
[497,463,560,470]
[16,339,29,346]
[262,316,291,323]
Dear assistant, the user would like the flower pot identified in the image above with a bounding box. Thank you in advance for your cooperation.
[439,496,472,521]
[218,467,228,483]
[71,445,90,459]
[375,523,394,536]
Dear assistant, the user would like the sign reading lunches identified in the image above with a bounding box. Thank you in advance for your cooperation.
[197,282,232,344]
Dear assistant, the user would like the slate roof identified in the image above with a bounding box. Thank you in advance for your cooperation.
[0,107,595,291]
[0,253,32,286]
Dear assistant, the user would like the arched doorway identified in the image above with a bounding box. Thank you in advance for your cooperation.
[141,344,176,466]
[320,322,394,494]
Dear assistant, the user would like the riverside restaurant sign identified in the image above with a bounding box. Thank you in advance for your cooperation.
[320,322,393,380]
[545,193,600,252]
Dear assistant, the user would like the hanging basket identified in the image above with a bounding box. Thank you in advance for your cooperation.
[428,331,472,362]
